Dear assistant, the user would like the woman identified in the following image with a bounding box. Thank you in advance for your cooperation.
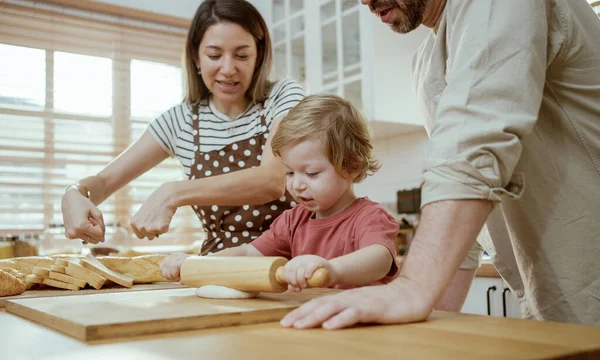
[61,0,305,255]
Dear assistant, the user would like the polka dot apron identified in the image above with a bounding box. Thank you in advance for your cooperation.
[190,104,295,255]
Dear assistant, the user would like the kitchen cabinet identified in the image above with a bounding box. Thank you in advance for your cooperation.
[266,0,428,138]
[462,277,522,318]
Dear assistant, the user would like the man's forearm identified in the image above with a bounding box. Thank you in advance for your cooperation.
[399,199,492,311]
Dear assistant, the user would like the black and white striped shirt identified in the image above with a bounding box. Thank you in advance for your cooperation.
[149,79,305,177]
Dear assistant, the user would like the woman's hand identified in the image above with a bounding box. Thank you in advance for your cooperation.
[282,255,337,292]
[159,252,192,281]
[61,189,106,244]
[130,183,178,240]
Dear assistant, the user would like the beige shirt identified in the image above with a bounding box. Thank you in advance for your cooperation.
[412,0,600,325]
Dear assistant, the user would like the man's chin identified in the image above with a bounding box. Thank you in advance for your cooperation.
[389,20,418,34]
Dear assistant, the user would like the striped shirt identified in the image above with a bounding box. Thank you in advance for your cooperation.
[149,79,306,177]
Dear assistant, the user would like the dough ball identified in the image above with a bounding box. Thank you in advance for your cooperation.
[195,285,258,299]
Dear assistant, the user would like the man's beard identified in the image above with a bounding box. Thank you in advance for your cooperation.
[369,0,428,34]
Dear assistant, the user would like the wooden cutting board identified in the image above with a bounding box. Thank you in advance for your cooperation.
[0,282,185,308]
[6,287,334,341]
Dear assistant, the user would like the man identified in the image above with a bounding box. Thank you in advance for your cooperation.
[281,0,600,329]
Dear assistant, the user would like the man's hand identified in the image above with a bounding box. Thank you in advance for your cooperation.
[280,277,431,329]
[282,255,337,292]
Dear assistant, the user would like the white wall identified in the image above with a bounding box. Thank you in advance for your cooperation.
[370,21,429,126]
[355,129,428,211]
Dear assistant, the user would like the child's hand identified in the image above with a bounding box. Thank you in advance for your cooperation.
[159,252,191,282]
[282,255,337,292]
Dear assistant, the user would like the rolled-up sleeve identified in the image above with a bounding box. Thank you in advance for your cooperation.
[421,0,548,207]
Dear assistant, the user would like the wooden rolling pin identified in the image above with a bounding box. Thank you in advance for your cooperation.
[180,256,331,293]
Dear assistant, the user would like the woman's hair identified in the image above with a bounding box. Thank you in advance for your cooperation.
[183,0,273,105]
[271,94,381,183]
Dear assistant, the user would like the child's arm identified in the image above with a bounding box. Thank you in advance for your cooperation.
[329,244,393,286]
[281,245,393,291]
[211,244,263,257]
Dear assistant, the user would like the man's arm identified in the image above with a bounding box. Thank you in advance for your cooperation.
[434,268,477,311]
[398,199,492,312]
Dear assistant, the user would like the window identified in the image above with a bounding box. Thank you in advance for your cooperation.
[588,0,600,16]
[0,3,203,248]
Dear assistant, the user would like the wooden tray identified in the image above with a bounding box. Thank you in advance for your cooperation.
[6,288,333,341]
[0,282,184,308]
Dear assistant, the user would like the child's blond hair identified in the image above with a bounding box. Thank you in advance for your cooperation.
[271,94,380,183]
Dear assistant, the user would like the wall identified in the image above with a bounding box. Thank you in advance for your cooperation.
[355,129,428,213]
[370,21,429,126]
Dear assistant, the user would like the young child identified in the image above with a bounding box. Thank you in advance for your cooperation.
[160,94,399,291]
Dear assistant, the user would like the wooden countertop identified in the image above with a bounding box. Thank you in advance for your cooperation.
[2,306,599,359]
[477,261,501,278]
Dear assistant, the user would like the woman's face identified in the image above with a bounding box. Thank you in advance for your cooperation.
[197,22,258,104]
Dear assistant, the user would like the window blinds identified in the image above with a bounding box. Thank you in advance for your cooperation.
[0,1,204,247]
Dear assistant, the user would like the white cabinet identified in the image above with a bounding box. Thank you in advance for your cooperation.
[462,277,522,318]
[262,0,428,138]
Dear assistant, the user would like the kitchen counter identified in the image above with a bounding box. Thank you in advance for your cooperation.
[2,305,599,359]
[477,261,501,278]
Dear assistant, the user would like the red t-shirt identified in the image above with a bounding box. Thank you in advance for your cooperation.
[251,197,399,289]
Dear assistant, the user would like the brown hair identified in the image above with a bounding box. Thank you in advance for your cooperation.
[183,0,273,105]
[271,94,380,183]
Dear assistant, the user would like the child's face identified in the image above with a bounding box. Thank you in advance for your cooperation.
[281,137,356,219]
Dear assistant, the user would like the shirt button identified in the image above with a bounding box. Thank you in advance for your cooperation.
[434,94,441,102]
[515,290,524,297]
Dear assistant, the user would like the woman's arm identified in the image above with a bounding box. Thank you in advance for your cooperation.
[169,115,287,207]
[62,131,170,242]
[68,130,170,205]
[329,245,394,287]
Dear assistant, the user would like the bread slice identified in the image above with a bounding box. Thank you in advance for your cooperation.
[32,267,50,278]
[65,261,106,290]
[50,265,66,274]
[55,258,71,267]
[81,255,133,288]
[42,278,80,291]
[26,274,44,284]
[49,271,87,288]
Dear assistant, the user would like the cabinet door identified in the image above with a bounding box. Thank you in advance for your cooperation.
[501,281,523,319]
[317,0,364,110]
[461,277,504,316]
[271,0,307,86]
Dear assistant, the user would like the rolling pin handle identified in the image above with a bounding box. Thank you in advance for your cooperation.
[275,267,331,288]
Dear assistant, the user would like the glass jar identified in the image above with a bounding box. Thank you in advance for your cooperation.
[0,235,14,259]
[41,224,83,256]
[12,233,40,257]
